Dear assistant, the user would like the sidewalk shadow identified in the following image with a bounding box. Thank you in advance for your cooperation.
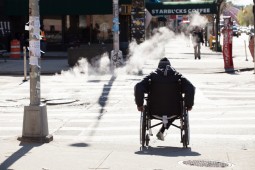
[87,75,116,137]
[70,142,90,147]
[97,75,116,117]
[135,146,200,157]
[0,142,42,170]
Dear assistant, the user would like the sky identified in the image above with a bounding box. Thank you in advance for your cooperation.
[227,0,253,6]
[190,0,253,6]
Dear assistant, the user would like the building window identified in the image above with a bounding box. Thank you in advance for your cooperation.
[43,16,62,43]
[65,15,113,44]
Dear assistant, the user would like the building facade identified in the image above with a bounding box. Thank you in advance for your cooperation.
[0,0,217,52]
[0,0,132,52]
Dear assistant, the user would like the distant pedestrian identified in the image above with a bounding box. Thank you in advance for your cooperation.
[40,25,47,56]
[192,26,204,60]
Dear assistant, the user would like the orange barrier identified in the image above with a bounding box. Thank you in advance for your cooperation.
[10,39,21,59]
[209,35,216,50]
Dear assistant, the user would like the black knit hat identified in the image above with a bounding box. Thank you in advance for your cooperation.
[158,57,171,68]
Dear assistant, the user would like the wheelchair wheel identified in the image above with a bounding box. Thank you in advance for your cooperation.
[182,109,190,148]
[145,134,150,146]
[140,109,146,147]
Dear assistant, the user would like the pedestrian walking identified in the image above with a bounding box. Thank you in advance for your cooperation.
[192,26,204,60]
[40,25,47,56]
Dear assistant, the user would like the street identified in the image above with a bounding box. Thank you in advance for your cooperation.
[0,34,255,170]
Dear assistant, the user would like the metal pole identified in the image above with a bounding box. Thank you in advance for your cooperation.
[30,0,40,105]
[18,0,52,143]
[111,0,123,68]
[113,0,119,52]
[244,40,248,61]
[23,46,27,81]
[176,15,178,33]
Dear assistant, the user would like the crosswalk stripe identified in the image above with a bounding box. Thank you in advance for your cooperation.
[51,134,255,141]
[1,70,255,144]
[68,117,255,122]
[2,124,255,131]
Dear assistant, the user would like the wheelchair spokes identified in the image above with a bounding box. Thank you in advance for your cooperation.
[139,102,190,148]
[140,106,150,147]
[140,110,146,147]
[181,107,190,148]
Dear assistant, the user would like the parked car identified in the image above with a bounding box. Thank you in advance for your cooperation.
[247,28,254,35]
[248,28,254,42]
[232,26,240,37]
[240,27,248,34]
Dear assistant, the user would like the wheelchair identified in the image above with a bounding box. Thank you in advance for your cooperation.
[140,79,190,148]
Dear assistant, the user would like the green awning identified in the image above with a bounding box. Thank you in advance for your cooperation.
[4,0,28,16]
[146,1,217,16]
[40,0,112,15]
[4,0,131,16]
[4,0,216,16]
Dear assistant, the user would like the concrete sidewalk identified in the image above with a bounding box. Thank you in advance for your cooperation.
[1,43,255,170]
[0,46,254,76]
[0,59,70,75]
[0,51,69,75]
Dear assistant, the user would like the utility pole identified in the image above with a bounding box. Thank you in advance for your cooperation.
[18,0,52,143]
[215,0,224,52]
[111,0,123,68]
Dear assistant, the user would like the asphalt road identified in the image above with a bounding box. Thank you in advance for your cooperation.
[0,34,255,170]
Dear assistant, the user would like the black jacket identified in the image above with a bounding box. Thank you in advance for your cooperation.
[192,31,204,44]
[134,66,195,115]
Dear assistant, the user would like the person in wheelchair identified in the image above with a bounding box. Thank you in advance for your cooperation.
[134,57,195,141]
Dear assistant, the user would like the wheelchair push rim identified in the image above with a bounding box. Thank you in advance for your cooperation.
[140,111,146,147]
[140,107,150,147]
[182,109,190,148]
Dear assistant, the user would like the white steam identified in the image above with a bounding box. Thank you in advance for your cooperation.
[189,12,208,28]
[125,27,175,74]
[53,13,208,77]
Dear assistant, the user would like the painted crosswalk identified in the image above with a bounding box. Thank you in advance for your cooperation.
[1,73,255,149]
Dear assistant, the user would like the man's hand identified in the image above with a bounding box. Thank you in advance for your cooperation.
[137,106,144,112]
[187,106,192,111]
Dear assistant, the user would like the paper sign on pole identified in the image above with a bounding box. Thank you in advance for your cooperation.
[29,56,39,66]
[29,40,41,57]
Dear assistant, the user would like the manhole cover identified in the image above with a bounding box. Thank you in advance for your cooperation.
[179,160,232,168]
[44,99,78,105]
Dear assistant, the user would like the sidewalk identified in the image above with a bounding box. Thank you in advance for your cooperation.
[0,47,254,76]
[0,51,69,75]
[1,44,255,170]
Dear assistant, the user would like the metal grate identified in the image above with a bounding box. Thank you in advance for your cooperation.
[180,160,231,168]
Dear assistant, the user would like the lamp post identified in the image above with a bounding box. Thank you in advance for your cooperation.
[111,0,123,68]
[242,9,249,61]
[18,0,52,143]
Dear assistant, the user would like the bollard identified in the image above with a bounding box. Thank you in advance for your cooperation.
[23,46,27,81]
[244,40,248,61]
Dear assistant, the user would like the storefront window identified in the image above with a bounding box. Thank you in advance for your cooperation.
[42,15,113,45]
[92,15,113,43]
[43,16,62,43]
[0,21,10,37]
[66,15,113,44]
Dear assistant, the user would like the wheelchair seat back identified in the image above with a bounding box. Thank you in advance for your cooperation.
[148,79,182,117]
